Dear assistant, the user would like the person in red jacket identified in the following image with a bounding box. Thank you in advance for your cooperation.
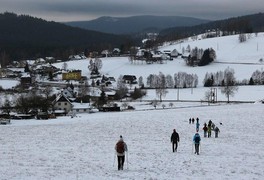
[115,135,128,170]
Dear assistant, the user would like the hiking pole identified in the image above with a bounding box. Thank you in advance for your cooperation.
[113,152,116,167]
[126,151,129,169]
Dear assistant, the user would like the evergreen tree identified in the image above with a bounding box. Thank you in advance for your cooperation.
[98,90,107,107]
[24,62,30,72]
[198,48,215,66]
[248,77,254,85]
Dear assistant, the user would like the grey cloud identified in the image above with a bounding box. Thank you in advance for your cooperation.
[0,0,263,21]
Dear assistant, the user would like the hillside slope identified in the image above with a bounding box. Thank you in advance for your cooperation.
[0,12,128,61]
[159,12,264,40]
[53,33,264,89]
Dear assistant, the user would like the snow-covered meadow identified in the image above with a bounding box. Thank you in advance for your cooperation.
[0,33,264,179]
[0,103,264,180]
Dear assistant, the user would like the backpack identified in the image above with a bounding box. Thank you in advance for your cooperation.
[116,141,125,153]
[194,135,200,143]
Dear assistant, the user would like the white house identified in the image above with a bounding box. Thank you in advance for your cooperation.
[53,93,73,115]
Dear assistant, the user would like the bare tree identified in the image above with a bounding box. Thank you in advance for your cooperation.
[116,75,128,99]
[155,72,168,102]
[220,67,238,103]
[238,34,247,43]
[166,74,174,88]
[138,76,144,88]
[43,85,53,99]
[78,79,90,98]
[88,58,103,75]
[2,97,12,115]
[62,62,68,71]
[204,89,212,105]
[147,74,155,88]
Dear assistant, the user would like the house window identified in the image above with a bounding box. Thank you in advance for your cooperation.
[58,103,61,106]
[64,102,67,105]
[84,109,86,112]
[76,109,79,112]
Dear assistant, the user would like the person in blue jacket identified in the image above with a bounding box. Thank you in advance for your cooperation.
[196,122,200,132]
[193,131,201,155]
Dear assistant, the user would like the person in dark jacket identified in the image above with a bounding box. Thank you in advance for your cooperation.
[196,117,199,124]
[192,118,195,124]
[202,123,208,138]
[214,126,220,138]
[193,131,201,155]
[171,129,180,152]
[115,135,128,170]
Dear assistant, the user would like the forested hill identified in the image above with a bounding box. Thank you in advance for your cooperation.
[65,15,210,34]
[158,12,264,41]
[0,12,130,64]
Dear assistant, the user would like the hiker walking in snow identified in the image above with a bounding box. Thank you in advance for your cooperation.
[212,123,215,130]
[214,126,220,138]
[115,135,128,170]
[192,118,195,124]
[202,123,208,138]
[208,120,212,128]
[171,129,180,152]
[189,118,191,124]
[196,122,200,132]
[208,125,212,138]
[196,117,199,124]
[193,131,201,155]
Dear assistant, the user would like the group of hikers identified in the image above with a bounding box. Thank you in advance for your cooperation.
[189,117,221,155]
[189,117,220,138]
[114,118,221,170]
[201,119,220,138]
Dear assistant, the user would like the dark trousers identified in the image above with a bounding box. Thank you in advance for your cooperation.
[204,131,207,137]
[195,144,200,154]
[117,155,125,170]
[172,142,178,152]
[208,131,211,138]
[215,132,219,138]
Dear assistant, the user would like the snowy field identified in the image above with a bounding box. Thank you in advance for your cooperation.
[0,33,264,180]
[0,103,264,180]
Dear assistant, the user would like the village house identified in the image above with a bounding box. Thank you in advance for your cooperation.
[112,48,121,56]
[52,93,73,115]
[123,75,137,84]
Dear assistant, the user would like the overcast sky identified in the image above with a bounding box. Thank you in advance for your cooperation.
[0,0,263,22]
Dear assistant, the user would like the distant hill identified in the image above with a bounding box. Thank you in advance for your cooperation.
[158,13,264,41]
[0,12,130,64]
[65,15,210,34]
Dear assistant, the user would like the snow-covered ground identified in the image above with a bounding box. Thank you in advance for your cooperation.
[50,33,264,88]
[0,103,263,180]
[0,33,264,179]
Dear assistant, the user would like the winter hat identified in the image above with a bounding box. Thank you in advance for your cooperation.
[120,135,123,139]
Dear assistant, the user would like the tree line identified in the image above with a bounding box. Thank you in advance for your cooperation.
[0,12,133,66]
